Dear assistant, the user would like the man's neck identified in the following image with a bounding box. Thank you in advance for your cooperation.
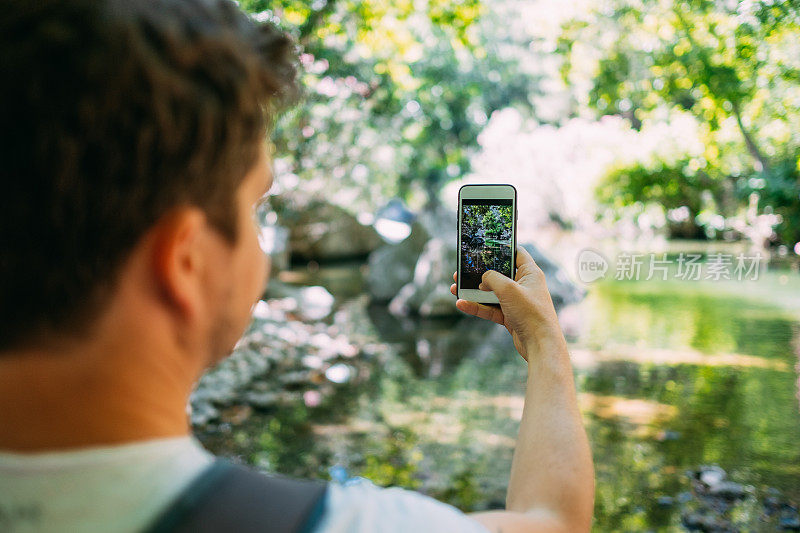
[0,341,197,452]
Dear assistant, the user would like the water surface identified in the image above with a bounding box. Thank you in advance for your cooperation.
[200,264,800,530]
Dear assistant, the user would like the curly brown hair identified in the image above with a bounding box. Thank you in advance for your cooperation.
[0,0,298,350]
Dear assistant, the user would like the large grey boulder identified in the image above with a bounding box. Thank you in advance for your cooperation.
[367,221,429,301]
[273,195,382,261]
[265,281,335,321]
[367,206,584,316]
[388,238,458,316]
[367,206,456,301]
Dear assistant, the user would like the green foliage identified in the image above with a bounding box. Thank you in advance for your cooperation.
[357,426,422,489]
[430,468,482,511]
[559,0,800,245]
[242,0,539,209]
[742,153,800,246]
[596,158,733,238]
[598,160,710,214]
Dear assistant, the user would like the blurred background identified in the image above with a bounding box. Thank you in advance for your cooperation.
[192,1,800,530]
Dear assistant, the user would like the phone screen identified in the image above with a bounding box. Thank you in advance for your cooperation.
[459,199,514,289]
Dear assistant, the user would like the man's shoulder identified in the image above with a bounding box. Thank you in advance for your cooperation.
[313,479,489,533]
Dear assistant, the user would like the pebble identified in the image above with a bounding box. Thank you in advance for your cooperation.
[219,404,253,425]
[325,363,353,384]
[279,370,314,386]
[681,512,734,532]
[708,481,747,500]
[656,496,674,507]
[655,430,681,442]
[242,391,281,408]
[780,515,800,531]
[698,465,727,487]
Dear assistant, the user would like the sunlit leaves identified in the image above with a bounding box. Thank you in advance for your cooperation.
[241,0,538,209]
[559,0,800,245]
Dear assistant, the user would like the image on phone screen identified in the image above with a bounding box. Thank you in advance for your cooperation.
[460,198,514,289]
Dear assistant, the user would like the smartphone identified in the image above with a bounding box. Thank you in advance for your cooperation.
[457,184,517,304]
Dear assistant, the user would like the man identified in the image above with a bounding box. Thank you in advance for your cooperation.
[0,0,594,531]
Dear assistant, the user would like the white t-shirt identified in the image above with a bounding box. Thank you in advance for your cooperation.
[0,437,488,533]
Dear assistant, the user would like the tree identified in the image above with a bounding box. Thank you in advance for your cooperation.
[558,0,800,245]
[242,0,540,210]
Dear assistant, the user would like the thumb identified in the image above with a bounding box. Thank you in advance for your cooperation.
[480,270,514,294]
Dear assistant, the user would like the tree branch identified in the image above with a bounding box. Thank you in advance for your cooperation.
[730,99,771,174]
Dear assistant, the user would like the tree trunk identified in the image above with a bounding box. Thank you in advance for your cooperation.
[731,99,771,174]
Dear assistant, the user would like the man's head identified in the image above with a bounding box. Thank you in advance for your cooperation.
[0,0,296,357]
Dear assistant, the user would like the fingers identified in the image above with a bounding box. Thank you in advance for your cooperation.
[516,246,536,268]
[455,299,505,325]
[453,270,506,325]
[480,269,514,294]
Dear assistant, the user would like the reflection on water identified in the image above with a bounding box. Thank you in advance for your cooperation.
[461,239,513,286]
[199,264,800,530]
[578,280,800,529]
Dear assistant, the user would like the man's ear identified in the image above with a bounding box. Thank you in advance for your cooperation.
[150,208,209,322]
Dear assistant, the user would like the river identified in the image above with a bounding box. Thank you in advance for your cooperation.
[198,261,800,531]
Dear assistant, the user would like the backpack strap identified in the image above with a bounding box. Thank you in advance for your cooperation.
[144,460,328,533]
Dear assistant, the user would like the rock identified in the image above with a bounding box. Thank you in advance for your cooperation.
[765,489,783,513]
[697,465,727,487]
[189,402,219,426]
[656,496,674,507]
[219,404,253,425]
[325,363,354,384]
[190,308,310,422]
[389,238,458,317]
[675,467,793,531]
[279,370,315,387]
[373,238,584,316]
[420,204,459,241]
[708,481,748,500]
[274,195,383,261]
[766,496,783,513]
[655,429,681,442]
[681,512,734,532]
[368,203,583,314]
[783,504,800,514]
[368,207,456,294]
[241,391,281,408]
[367,208,447,301]
[368,240,423,301]
[377,198,416,225]
[374,199,415,243]
[419,284,459,316]
[265,282,335,321]
[781,515,800,531]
